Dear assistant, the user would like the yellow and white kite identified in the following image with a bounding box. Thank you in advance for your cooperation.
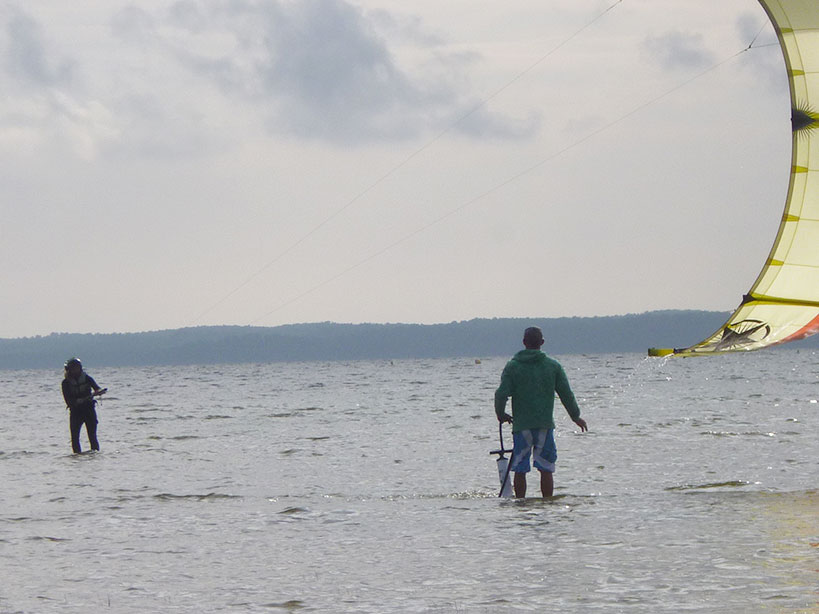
[650,0,819,356]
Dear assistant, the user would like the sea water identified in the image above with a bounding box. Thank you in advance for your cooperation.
[0,350,816,613]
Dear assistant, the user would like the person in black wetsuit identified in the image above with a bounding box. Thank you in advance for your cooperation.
[61,357,106,453]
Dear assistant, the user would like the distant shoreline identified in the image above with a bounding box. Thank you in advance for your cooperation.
[2,310,816,370]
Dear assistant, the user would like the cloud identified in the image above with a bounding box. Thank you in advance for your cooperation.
[366,8,445,47]
[0,5,118,158]
[0,5,73,87]
[109,4,156,41]
[2,0,538,160]
[735,11,783,87]
[736,11,764,45]
[451,104,540,140]
[111,0,537,146]
[104,94,213,158]
[249,0,430,142]
[642,30,714,71]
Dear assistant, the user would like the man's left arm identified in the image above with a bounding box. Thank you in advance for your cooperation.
[556,367,587,432]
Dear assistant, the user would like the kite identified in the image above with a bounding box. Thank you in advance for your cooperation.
[650,0,819,356]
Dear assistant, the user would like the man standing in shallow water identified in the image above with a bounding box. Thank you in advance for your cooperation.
[62,357,106,454]
[495,327,588,497]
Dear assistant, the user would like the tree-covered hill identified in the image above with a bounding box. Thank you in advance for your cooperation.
[3,310,814,370]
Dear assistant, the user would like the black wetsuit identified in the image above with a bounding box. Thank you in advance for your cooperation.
[62,373,101,453]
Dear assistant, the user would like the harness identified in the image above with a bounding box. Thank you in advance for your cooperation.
[64,373,94,410]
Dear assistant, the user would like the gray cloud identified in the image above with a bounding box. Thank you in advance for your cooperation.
[642,30,714,71]
[735,11,783,87]
[112,0,536,145]
[452,104,540,140]
[110,5,156,41]
[736,11,764,44]
[253,0,427,142]
[0,6,118,159]
[1,6,74,87]
[366,8,446,47]
[105,94,213,159]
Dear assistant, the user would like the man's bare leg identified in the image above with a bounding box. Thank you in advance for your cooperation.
[540,470,554,497]
[514,472,527,498]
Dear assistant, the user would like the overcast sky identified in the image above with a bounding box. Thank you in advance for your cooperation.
[0,0,790,338]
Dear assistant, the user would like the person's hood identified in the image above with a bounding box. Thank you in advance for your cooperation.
[511,349,546,364]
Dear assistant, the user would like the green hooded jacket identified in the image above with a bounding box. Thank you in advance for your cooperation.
[494,349,581,432]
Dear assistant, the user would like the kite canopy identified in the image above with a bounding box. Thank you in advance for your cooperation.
[650,0,819,356]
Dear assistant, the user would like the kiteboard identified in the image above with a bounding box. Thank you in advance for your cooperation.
[489,423,513,498]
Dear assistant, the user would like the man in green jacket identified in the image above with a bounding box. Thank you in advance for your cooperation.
[495,327,587,497]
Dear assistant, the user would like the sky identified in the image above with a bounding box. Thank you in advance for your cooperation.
[0,0,792,338]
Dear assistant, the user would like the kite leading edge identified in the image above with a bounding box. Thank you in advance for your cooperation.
[649,0,819,356]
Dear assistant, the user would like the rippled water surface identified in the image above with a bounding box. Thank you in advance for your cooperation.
[1,351,817,613]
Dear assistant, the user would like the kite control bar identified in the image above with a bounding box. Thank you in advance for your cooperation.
[489,421,512,458]
[92,388,108,406]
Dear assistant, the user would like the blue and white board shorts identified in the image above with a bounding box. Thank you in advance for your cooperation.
[511,429,557,473]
